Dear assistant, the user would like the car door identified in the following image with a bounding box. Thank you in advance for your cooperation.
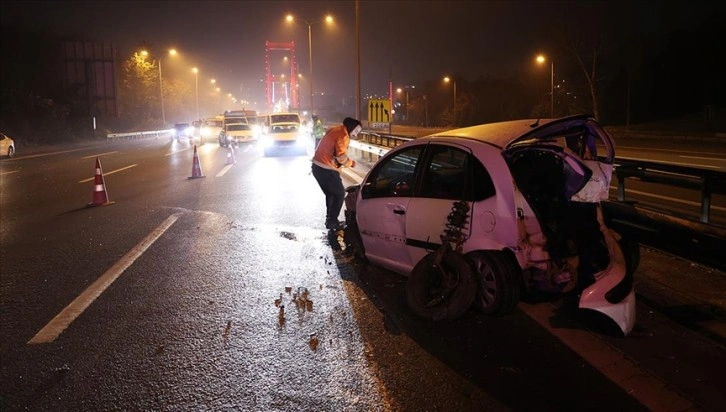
[404,142,500,267]
[357,145,424,275]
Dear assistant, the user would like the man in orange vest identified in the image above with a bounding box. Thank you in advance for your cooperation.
[311,117,362,231]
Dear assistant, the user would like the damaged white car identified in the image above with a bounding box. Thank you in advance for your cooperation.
[343,115,638,335]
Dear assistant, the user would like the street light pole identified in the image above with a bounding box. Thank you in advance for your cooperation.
[444,76,456,125]
[286,14,332,116]
[307,22,314,115]
[158,59,166,126]
[453,81,457,122]
[405,90,409,121]
[355,0,361,122]
[536,54,554,118]
[549,60,554,118]
[396,87,411,123]
[192,67,199,120]
[424,95,428,128]
[150,49,176,127]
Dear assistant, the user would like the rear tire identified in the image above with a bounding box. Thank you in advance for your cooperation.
[343,210,366,261]
[406,250,476,321]
[467,251,521,315]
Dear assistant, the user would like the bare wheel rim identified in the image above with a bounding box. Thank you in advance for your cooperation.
[473,257,497,307]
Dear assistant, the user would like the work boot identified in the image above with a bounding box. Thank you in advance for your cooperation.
[326,220,343,231]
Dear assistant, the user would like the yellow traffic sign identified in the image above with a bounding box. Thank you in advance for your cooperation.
[367,99,391,124]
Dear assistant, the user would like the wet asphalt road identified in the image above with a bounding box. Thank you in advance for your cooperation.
[0,137,724,411]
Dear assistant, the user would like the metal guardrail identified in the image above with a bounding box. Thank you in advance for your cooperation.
[349,132,407,162]
[614,158,726,224]
[107,129,173,141]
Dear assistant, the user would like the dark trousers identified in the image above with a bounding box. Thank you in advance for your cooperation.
[312,164,345,228]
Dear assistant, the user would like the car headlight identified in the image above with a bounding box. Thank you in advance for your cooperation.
[260,135,273,147]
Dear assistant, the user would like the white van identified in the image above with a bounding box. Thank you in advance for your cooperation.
[201,116,224,143]
[260,113,306,156]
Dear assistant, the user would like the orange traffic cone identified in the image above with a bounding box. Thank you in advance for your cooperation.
[226,146,236,165]
[188,145,205,179]
[87,158,115,207]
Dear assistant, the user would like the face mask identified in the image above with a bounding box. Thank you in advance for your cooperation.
[351,125,362,137]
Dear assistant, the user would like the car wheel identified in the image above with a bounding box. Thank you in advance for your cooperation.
[7,147,14,158]
[467,251,521,315]
[343,210,366,261]
[406,250,477,321]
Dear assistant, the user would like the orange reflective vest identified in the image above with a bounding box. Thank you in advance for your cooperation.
[312,124,353,171]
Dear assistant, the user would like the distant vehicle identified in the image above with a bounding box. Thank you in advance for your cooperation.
[223,109,256,128]
[173,122,192,140]
[0,132,16,158]
[219,122,257,147]
[246,114,267,136]
[201,116,224,143]
[260,112,306,156]
[344,114,639,336]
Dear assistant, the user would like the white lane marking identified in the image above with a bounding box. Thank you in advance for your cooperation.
[8,147,96,160]
[216,164,233,177]
[0,170,20,176]
[165,147,193,156]
[78,164,138,183]
[614,187,726,213]
[618,156,720,169]
[82,151,118,159]
[27,213,182,344]
[679,155,726,162]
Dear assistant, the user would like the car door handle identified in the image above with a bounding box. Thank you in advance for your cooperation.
[393,209,405,215]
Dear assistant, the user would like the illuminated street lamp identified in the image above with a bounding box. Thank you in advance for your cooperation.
[141,48,177,126]
[396,87,410,123]
[192,67,199,120]
[444,76,457,124]
[536,54,554,118]
[286,13,334,114]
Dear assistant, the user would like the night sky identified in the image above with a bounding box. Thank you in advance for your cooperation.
[1,0,722,114]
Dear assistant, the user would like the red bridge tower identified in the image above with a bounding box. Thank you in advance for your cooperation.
[265,41,299,113]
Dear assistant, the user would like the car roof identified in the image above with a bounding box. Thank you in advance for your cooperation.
[425,115,594,149]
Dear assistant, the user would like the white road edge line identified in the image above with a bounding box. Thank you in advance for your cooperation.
[27,212,183,345]
[518,302,694,411]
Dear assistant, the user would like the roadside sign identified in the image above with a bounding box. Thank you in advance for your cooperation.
[367,99,391,125]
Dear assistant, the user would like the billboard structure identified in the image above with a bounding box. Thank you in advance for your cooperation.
[58,41,118,118]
